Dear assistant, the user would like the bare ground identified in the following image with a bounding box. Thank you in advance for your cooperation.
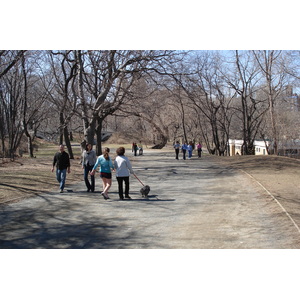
[1,150,300,249]
[0,157,83,204]
[1,152,300,207]
[214,154,300,231]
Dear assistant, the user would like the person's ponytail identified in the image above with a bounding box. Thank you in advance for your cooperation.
[103,147,110,160]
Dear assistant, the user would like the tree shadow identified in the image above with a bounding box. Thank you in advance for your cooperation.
[0,207,151,249]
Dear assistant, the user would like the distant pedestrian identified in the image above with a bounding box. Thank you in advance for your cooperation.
[51,144,70,193]
[114,147,135,200]
[138,141,143,155]
[91,147,114,200]
[132,142,138,156]
[197,142,202,158]
[173,141,180,159]
[181,142,188,160]
[82,143,97,192]
[187,141,193,159]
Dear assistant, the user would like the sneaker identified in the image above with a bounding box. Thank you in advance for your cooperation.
[101,192,109,200]
[60,189,63,193]
[125,195,131,199]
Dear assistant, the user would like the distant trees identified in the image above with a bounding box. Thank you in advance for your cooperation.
[0,54,26,158]
[224,50,269,155]
[177,51,235,155]
[0,51,52,158]
[76,50,183,154]
[253,50,288,155]
[1,50,300,158]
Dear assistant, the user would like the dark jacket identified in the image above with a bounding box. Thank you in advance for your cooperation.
[53,151,70,170]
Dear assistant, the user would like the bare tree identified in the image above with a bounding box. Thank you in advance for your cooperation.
[0,50,26,79]
[223,51,269,154]
[0,56,25,158]
[47,51,78,158]
[20,51,53,157]
[174,51,235,155]
[0,51,26,157]
[253,50,287,155]
[76,50,182,154]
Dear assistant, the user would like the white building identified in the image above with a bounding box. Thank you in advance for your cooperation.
[228,139,270,156]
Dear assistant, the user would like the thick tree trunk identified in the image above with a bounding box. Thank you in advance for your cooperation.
[26,134,34,158]
[84,119,96,146]
[151,135,168,149]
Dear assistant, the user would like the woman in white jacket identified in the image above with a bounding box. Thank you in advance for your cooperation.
[114,147,134,200]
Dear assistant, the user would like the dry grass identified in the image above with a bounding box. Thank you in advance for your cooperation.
[212,154,300,225]
[0,142,84,204]
[0,141,144,204]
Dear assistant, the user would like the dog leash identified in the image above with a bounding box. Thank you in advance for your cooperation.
[133,173,145,186]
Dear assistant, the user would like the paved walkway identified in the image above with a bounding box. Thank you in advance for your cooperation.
[1,150,300,248]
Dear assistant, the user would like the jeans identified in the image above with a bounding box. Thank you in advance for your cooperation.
[84,164,95,191]
[182,149,186,160]
[116,176,130,199]
[175,148,179,159]
[56,168,67,191]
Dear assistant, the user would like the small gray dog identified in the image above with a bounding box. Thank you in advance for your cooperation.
[140,185,150,197]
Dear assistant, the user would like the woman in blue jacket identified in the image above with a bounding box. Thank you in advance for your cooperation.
[187,142,193,159]
[91,147,114,199]
[181,142,188,160]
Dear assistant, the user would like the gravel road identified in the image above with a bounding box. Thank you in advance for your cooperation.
[1,150,300,249]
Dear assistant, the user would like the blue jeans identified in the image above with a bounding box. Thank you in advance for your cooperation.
[56,169,67,190]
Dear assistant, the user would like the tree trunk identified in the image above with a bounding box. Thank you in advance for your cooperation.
[25,131,34,158]
[59,111,64,145]
[96,117,103,156]
[269,94,278,155]
[64,126,74,159]
[85,117,97,146]
[151,135,168,149]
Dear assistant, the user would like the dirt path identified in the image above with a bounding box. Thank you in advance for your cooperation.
[1,150,300,248]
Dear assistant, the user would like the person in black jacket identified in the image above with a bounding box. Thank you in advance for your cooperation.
[51,144,71,193]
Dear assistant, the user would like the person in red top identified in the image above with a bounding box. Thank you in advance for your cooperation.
[197,142,202,158]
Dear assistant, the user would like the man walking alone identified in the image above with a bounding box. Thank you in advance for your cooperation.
[52,144,71,193]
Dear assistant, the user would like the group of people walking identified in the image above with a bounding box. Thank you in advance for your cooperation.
[52,141,202,198]
[173,141,202,160]
[52,144,135,200]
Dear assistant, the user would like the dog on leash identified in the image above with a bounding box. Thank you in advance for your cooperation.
[140,185,150,197]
